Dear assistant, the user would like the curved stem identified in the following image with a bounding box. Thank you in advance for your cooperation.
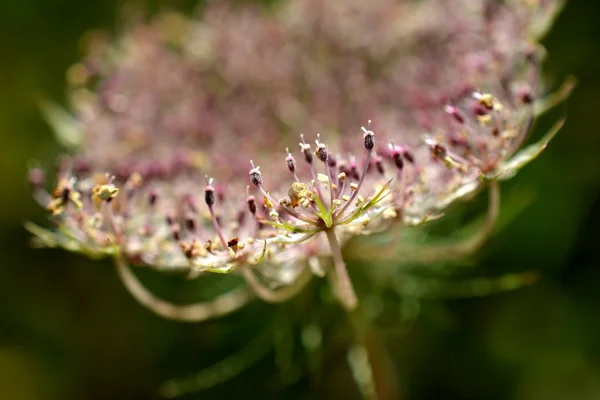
[326,229,358,310]
[241,265,313,303]
[114,256,252,323]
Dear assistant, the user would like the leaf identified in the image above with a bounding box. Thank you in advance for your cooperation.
[38,97,83,150]
[249,240,268,265]
[499,118,565,178]
[531,0,567,41]
[24,222,59,247]
[534,76,577,117]
[400,271,539,299]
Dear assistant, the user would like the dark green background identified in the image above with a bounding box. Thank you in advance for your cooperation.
[1,0,599,399]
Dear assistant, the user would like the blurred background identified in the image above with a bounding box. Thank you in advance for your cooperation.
[1,0,600,399]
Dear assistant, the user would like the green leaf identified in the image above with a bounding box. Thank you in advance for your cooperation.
[499,118,565,178]
[38,97,83,150]
[534,76,577,118]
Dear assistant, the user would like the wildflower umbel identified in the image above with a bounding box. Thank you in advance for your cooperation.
[28,0,571,318]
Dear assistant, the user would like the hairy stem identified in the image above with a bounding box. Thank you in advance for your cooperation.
[114,256,252,322]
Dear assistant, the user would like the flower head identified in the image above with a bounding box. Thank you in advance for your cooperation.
[29,0,570,316]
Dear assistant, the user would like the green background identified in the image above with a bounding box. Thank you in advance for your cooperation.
[1,0,599,399]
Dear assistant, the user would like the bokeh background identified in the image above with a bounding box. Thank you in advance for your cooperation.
[1,0,600,399]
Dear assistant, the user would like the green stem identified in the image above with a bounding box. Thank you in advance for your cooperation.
[326,229,358,311]
[114,256,252,323]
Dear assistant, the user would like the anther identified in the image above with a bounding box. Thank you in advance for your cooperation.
[315,135,328,163]
[249,161,263,186]
[299,134,313,164]
[185,216,196,232]
[389,143,404,170]
[246,186,257,215]
[247,196,257,216]
[327,152,337,168]
[285,148,296,173]
[204,176,215,206]
[444,105,465,124]
[374,153,385,175]
[473,92,494,110]
[148,188,158,207]
[518,87,534,104]
[361,121,375,151]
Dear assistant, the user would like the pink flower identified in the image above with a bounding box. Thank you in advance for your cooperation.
[29,0,571,318]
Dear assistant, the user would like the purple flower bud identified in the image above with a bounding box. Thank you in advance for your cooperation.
[518,87,534,104]
[73,156,91,177]
[148,188,158,206]
[363,130,375,150]
[205,185,215,206]
[375,158,385,175]
[286,151,296,173]
[185,216,196,232]
[327,153,337,168]
[472,102,488,116]
[28,168,45,189]
[316,144,328,163]
[171,225,181,241]
[393,152,404,170]
[247,195,257,215]
[249,165,262,186]
[444,105,465,124]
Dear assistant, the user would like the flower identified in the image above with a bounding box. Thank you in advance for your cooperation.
[29,0,571,318]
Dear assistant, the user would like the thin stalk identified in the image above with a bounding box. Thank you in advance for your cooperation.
[242,265,313,303]
[114,256,252,322]
[335,151,372,219]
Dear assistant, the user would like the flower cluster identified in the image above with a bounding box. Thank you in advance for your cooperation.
[29,0,569,317]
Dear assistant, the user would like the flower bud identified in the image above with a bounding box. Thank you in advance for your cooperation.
[205,185,215,206]
[247,195,257,215]
[444,104,465,124]
[315,143,328,163]
[363,130,375,150]
[286,148,296,173]
[249,162,262,186]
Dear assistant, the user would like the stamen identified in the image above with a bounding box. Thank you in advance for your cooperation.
[335,125,374,219]
[299,133,325,205]
[285,148,300,181]
[204,176,227,249]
